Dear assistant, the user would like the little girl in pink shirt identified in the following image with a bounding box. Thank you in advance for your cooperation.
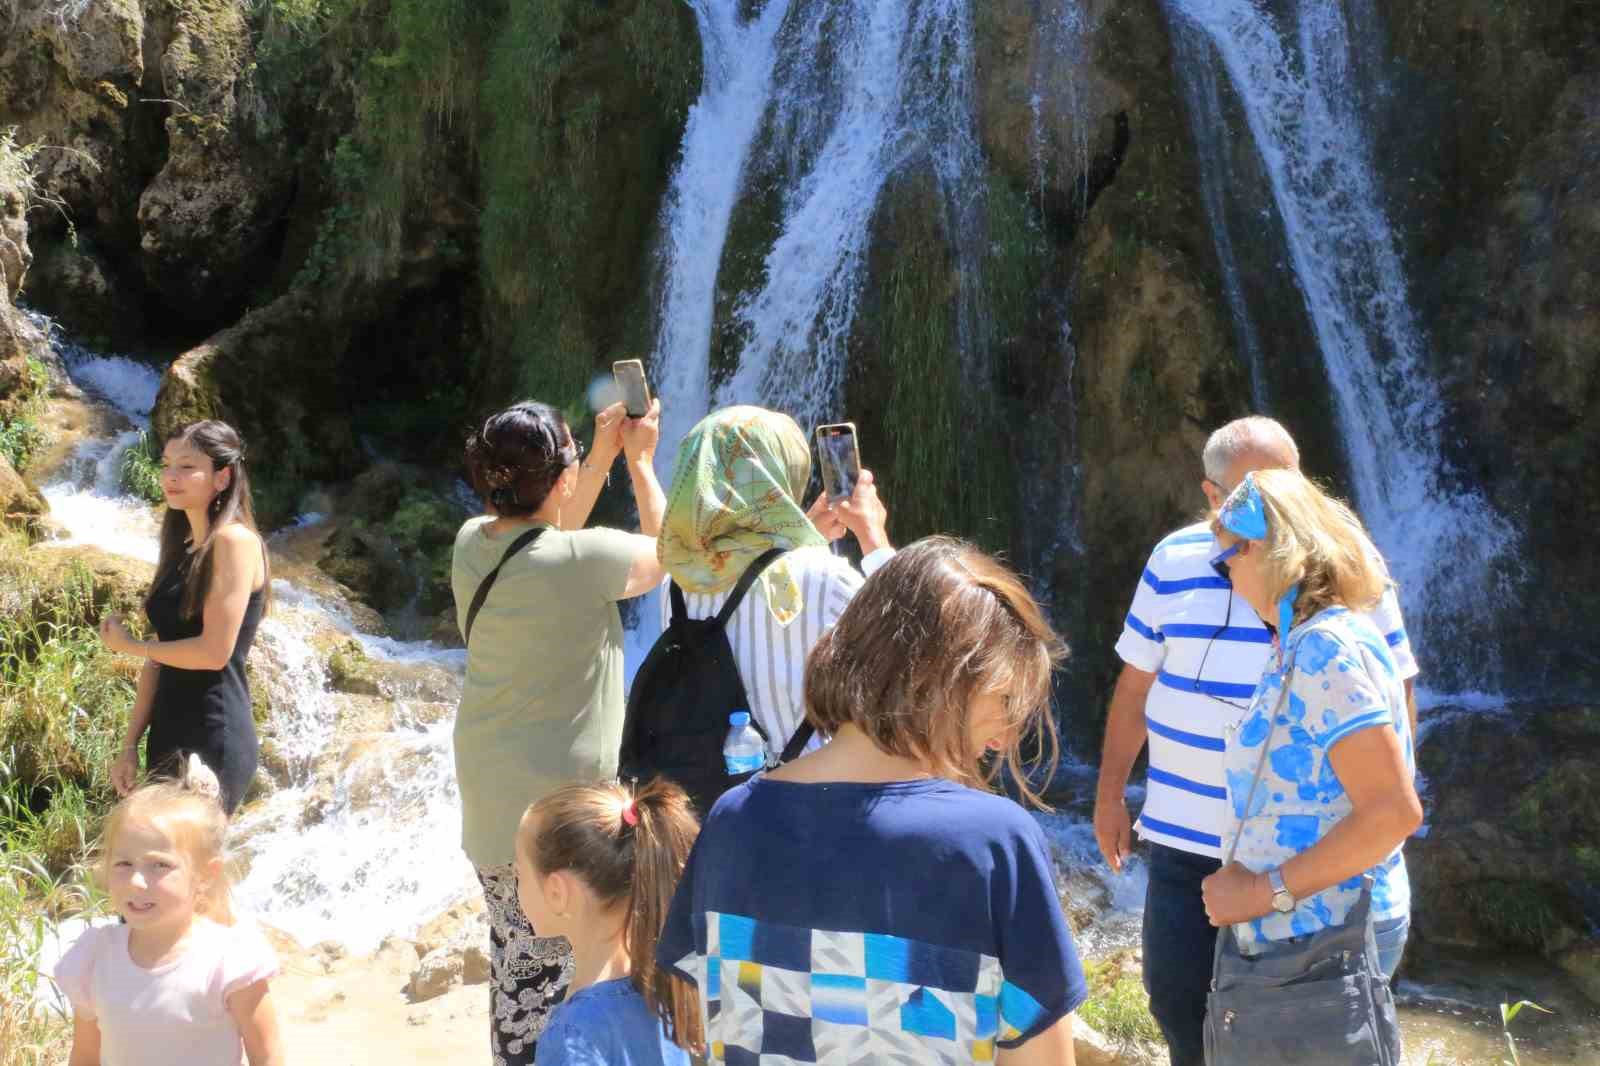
[54,758,283,1065]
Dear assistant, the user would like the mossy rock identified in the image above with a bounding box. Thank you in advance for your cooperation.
[324,637,382,697]
[0,452,47,538]
[0,542,154,632]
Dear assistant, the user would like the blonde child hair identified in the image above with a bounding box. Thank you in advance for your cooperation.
[518,778,703,1052]
[96,755,234,924]
[1213,468,1390,627]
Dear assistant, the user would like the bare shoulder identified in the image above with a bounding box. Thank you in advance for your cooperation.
[214,523,266,585]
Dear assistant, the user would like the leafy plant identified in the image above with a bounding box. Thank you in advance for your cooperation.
[1498,998,1554,1066]
[118,432,164,505]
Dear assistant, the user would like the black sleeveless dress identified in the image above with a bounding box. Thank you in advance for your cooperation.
[144,554,265,814]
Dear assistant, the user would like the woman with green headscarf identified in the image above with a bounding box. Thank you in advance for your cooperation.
[657,406,894,761]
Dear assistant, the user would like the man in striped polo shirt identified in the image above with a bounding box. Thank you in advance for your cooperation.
[1093,416,1418,1066]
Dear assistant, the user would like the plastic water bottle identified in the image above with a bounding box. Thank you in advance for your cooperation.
[723,711,766,776]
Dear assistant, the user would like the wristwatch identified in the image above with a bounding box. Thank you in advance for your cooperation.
[1267,867,1296,913]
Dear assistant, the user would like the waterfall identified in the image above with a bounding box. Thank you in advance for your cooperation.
[650,0,793,465]
[713,0,986,432]
[1163,0,1518,697]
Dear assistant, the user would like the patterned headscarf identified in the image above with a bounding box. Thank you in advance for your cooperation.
[659,406,828,625]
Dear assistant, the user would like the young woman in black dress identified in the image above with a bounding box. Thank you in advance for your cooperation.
[99,420,271,815]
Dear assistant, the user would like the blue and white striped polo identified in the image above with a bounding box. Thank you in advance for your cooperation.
[1114,521,1418,858]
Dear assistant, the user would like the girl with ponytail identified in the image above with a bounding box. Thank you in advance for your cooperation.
[515,779,702,1066]
[99,420,271,814]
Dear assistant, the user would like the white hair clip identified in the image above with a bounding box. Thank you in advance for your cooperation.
[182,753,222,800]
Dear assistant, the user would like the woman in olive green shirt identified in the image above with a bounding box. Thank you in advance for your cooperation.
[453,397,665,1065]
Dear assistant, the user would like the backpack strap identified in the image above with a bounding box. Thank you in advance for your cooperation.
[712,548,788,630]
[778,721,815,764]
[463,527,546,646]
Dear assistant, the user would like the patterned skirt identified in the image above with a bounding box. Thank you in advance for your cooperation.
[475,863,575,1065]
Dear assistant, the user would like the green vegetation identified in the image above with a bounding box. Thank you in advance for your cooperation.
[0,358,50,472]
[871,176,1050,551]
[1079,951,1163,1052]
[118,431,165,505]
[1499,998,1555,1066]
[1462,880,1574,952]
[0,534,135,1066]
[0,835,92,1066]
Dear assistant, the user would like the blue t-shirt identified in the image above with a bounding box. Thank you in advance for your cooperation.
[657,777,1087,1064]
[534,977,690,1066]
[1223,607,1414,952]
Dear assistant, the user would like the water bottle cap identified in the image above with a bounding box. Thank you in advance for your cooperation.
[729,711,751,726]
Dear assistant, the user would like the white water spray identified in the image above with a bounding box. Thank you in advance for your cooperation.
[715,0,984,432]
[1163,0,1517,696]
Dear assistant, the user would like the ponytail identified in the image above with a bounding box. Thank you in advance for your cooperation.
[523,780,703,1052]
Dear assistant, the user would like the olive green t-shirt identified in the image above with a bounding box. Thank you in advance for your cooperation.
[451,516,639,868]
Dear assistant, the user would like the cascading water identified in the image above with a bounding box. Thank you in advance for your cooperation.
[649,0,793,466]
[26,313,475,953]
[1162,0,1518,698]
[714,0,986,432]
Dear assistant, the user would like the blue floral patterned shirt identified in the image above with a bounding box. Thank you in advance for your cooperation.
[1222,606,1414,952]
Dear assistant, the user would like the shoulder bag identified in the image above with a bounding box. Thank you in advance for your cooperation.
[1203,649,1405,1066]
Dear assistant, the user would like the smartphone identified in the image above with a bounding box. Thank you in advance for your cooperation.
[815,422,861,502]
[613,359,651,418]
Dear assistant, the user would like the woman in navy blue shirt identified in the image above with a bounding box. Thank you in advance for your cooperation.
[659,537,1087,1065]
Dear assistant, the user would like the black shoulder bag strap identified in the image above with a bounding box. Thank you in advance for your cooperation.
[463,527,546,646]
[721,547,817,762]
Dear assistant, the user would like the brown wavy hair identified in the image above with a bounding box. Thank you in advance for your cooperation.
[519,779,703,1052]
[804,536,1069,807]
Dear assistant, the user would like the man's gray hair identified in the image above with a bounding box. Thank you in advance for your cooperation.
[1202,416,1300,484]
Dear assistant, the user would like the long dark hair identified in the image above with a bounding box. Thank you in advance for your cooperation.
[146,420,271,620]
[464,401,577,518]
[520,779,704,1053]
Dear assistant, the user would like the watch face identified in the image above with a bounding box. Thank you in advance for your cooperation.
[1273,892,1296,913]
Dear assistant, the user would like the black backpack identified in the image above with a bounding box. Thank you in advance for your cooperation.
[619,548,815,815]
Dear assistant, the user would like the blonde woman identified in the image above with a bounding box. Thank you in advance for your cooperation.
[1200,469,1422,982]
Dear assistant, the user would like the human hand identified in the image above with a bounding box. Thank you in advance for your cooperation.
[806,492,846,542]
[1093,794,1133,873]
[621,398,660,462]
[98,614,140,656]
[591,403,626,465]
[835,469,890,554]
[1201,861,1272,926]
[111,748,140,797]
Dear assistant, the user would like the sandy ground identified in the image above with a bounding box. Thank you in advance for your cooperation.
[271,936,487,1065]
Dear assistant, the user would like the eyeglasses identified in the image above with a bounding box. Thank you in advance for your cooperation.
[1194,549,1252,713]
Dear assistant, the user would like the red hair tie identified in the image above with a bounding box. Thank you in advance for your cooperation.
[621,800,639,827]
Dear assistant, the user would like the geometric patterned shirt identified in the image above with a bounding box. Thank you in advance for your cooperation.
[658,777,1087,1063]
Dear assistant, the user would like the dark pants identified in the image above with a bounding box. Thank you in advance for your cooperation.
[1142,842,1222,1066]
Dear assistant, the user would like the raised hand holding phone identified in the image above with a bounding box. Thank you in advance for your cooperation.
[613,359,652,419]
[815,422,861,501]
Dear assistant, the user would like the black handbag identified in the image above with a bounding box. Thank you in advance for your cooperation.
[1203,651,1404,1066]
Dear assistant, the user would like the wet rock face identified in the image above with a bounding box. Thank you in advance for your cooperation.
[1409,705,1600,973]
[1,179,32,302]
[136,1,293,317]
[0,0,292,333]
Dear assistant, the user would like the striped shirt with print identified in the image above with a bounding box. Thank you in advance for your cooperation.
[660,546,896,763]
[1114,521,1418,858]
